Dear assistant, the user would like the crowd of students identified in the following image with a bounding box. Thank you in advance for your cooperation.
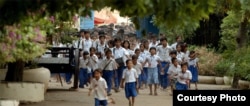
[69,29,199,106]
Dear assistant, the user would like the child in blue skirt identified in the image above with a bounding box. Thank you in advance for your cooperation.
[187,51,199,90]
[121,59,139,106]
[176,62,192,90]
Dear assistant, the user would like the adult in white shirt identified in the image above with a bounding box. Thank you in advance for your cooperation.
[175,62,192,90]
[111,37,129,92]
[170,36,182,50]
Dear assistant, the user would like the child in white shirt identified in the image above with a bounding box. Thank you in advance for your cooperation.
[175,62,192,90]
[121,59,138,106]
[88,69,108,106]
[167,57,181,95]
[132,55,143,93]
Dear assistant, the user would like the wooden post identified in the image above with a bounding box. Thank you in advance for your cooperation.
[72,49,80,89]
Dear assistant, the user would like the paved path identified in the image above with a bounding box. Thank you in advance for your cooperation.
[20,80,231,106]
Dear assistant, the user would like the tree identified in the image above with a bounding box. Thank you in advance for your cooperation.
[218,0,250,88]
[0,0,217,82]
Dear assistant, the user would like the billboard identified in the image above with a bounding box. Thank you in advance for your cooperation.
[80,11,94,29]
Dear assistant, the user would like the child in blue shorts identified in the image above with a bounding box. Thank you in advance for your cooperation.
[121,59,139,106]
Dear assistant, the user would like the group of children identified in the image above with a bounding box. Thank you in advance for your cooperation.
[76,30,200,106]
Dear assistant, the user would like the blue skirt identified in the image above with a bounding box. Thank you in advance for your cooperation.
[125,82,137,98]
[175,82,188,90]
[188,65,198,82]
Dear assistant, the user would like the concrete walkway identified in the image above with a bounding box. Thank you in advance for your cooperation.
[20,81,231,106]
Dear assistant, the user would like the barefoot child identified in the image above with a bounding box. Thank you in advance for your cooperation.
[132,55,143,93]
[79,51,89,88]
[175,62,192,90]
[102,49,117,96]
[187,51,199,90]
[167,57,181,95]
[143,47,162,96]
[121,59,139,106]
[88,69,108,106]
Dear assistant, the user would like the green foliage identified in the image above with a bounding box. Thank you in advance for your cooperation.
[219,11,240,51]
[214,59,231,77]
[192,46,221,76]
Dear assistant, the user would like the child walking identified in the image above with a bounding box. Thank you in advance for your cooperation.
[79,51,89,88]
[175,62,192,90]
[102,49,117,96]
[87,47,98,84]
[132,55,143,93]
[88,69,108,106]
[143,47,162,96]
[167,57,181,95]
[187,51,199,90]
[121,59,139,106]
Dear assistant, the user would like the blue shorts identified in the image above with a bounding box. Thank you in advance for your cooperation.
[175,82,188,90]
[94,98,107,106]
[147,67,159,84]
[125,82,137,99]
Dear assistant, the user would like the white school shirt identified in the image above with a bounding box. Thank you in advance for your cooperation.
[79,57,89,69]
[145,55,161,68]
[167,64,181,79]
[187,57,199,67]
[88,55,98,70]
[123,49,133,66]
[141,50,150,67]
[102,58,117,71]
[177,51,184,63]
[97,59,103,69]
[177,70,192,84]
[171,42,178,50]
[83,39,93,52]
[73,37,84,49]
[133,63,143,75]
[90,77,108,100]
[149,42,159,48]
[183,51,190,62]
[96,42,108,56]
[156,45,171,62]
[122,68,138,83]
[111,47,129,59]
[92,39,99,48]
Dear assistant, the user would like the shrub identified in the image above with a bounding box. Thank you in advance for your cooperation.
[192,46,221,76]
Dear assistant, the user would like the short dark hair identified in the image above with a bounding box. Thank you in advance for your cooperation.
[89,47,96,52]
[132,55,138,60]
[190,50,195,55]
[171,57,177,63]
[83,51,89,55]
[160,37,167,42]
[170,50,177,55]
[135,48,140,53]
[181,62,188,67]
[99,35,105,39]
[149,47,156,51]
[114,37,122,42]
[93,68,102,74]
[126,59,132,65]
[105,48,112,54]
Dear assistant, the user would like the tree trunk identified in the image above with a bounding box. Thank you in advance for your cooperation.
[5,60,25,82]
[232,17,248,88]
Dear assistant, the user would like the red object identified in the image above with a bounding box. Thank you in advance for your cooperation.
[94,17,105,24]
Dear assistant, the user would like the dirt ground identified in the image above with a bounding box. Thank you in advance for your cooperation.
[20,79,231,106]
